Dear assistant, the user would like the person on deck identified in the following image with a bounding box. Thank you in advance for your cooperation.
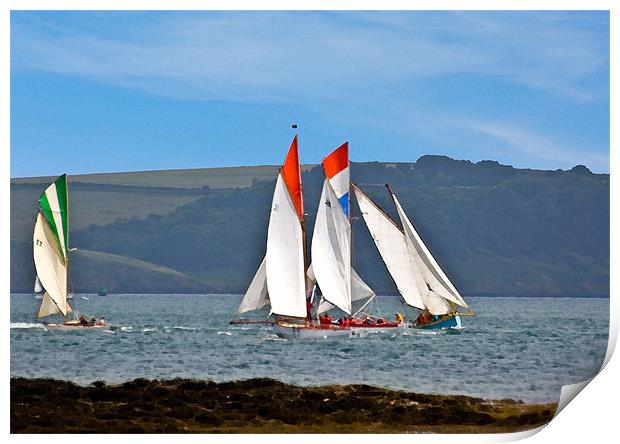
[319,314,333,325]
[416,311,431,325]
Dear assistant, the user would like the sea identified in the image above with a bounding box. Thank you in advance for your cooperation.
[10,294,609,404]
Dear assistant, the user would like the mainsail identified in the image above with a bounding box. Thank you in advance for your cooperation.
[311,178,352,314]
[239,135,308,318]
[265,173,307,317]
[33,213,70,316]
[352,185,425,310]
[354,184,467,315]
[310,142,376,316]
[390,191,468,309]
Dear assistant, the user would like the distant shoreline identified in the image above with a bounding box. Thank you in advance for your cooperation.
[11,377,556,434]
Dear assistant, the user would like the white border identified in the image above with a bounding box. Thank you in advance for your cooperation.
[3,2,616,443]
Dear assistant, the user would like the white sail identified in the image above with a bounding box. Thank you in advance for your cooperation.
[238,256,269,313]
[265,173,307,318]
[351,267,375,302]
[311,179,352,314]
[392,194,468,309]
[33,213,69,316]
[37,292,60,318]
[317,268,374,314]
[33,275,43,293]
[353,185,425,310]
[306,263,317,299]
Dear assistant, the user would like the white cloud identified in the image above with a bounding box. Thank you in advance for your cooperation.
[453,119,609,172]
[11,11,609,103]
[10,11,609,173]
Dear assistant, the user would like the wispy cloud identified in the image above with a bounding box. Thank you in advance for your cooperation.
[10,11,610,174]
[11,11,609,103]
[453,119,609,172]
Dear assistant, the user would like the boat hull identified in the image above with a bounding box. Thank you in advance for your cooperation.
[40,320,110,330]
[229,319,276,326]
[273,321,401,339]
[413,314,462,330]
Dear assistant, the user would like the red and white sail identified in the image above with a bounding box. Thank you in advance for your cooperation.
[310,142,375,315]
[239,136,307,318]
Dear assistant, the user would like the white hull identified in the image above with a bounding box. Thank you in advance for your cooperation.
[273,321,401,339]
[274,324,351,339]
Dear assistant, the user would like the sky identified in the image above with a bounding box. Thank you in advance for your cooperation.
[10,10,610,177]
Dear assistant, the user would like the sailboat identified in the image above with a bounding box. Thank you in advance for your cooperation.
[232,139,400,338]
[352,184,472,330]
[231,135,309,328]
[288,142,400,337]
[32,174,108,329]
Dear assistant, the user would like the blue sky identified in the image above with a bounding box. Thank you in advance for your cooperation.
[10,11,610,177]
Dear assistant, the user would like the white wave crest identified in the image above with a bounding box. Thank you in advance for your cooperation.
[10,322,47,330]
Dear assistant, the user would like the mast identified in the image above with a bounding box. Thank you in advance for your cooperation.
[290,124,309,278]
[65,174,71,318]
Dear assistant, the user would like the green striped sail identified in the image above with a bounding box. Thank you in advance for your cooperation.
[39,174,69,263]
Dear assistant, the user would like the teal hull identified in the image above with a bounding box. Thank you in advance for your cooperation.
[414,314,462,330]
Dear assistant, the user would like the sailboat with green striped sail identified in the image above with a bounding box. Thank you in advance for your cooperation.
[33,174,108,329]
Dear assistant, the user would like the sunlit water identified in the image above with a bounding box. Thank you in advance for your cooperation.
[10,294,608,403]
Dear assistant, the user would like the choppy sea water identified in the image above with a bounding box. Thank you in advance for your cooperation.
[10,294,608,403]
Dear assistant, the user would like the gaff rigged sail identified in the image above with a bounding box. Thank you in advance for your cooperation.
[311,179,352,314]
[239,136,307,318]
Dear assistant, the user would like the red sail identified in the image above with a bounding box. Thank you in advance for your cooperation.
[281,135,304,220]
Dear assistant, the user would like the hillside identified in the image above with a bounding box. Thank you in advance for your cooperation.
[10,156,609,297]
[11,240,207,294]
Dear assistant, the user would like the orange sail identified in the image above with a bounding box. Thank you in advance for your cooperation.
[281,135,304,221]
